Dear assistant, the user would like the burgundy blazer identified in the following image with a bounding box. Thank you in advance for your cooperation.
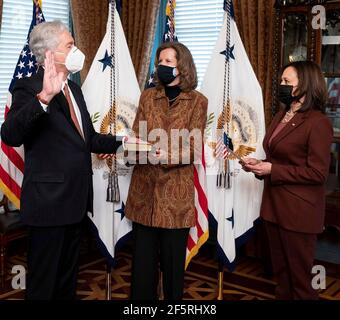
[260,108,333,234]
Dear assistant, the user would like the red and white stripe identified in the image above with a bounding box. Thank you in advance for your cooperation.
[215,136,229,159]
[0,94,25,209]
[185,144,209,268]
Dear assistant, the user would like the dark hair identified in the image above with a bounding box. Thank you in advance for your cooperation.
[280,61,328,113]
[154,42,198,92]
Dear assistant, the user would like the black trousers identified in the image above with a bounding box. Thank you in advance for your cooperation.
[130,222,189,300]
[26,219,84,300]
[265,221,318,300]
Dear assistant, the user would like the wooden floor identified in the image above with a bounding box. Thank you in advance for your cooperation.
[1,234,339,300]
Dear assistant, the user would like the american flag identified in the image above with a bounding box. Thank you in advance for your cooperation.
[0,1,45,209]
[215,132,233,160]
[185,144,209,268]
[162,0,178,42]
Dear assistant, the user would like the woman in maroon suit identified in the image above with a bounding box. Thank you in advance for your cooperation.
[242,61,333,300]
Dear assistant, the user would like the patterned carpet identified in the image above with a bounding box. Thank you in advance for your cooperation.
[1,238,340,300]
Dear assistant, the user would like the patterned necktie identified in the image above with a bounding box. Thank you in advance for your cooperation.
[63,83,84,140]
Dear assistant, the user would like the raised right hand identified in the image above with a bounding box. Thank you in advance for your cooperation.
[37,50,64,104]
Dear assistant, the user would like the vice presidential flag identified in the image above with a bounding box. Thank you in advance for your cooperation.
[200,0,266,267]
[82,2,140,264]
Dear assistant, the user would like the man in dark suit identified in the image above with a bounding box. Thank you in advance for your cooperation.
[0,21,123,300]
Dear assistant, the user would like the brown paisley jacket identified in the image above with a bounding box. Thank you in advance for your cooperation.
[125,87,208,229]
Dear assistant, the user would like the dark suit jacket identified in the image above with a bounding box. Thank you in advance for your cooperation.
[260,108,333,234]
[1,69,122,227]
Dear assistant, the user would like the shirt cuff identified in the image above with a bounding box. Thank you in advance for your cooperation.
[36,94,49,112]
[39,101,49,112]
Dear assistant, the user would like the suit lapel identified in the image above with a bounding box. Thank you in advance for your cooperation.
[54,91,71,118]
[53,83,86,144]
[269,111,309,152]
[263,109,284,153]
[36,69,86,144]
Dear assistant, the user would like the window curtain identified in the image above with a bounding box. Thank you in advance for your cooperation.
[0,0,3,32]
[233,0,276,127]
[70,0,109,83]
[121,0,161,89]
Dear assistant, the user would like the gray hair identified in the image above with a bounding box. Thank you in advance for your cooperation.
[29,20,69,64]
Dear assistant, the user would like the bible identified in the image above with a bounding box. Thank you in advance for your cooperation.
[124,137,152,152]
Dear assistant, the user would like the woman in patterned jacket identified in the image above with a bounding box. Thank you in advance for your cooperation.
[125,42,208,300]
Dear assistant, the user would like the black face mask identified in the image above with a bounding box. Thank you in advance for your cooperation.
[157,65,178,85]
[277,84,298,106]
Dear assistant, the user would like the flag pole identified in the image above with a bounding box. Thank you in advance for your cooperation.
[105,0,116,300]
[217,260,224,300]
[216,0,232,299]
[105,263,112,300]
[158,269,164,300]
[106,0,120,203]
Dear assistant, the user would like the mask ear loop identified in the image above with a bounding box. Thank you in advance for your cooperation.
[292,86,304,105]
[55,51,65,55]
[54,46,77,59]
[53,51,66,66]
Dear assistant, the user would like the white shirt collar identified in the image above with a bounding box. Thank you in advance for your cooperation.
[61,79,68,91]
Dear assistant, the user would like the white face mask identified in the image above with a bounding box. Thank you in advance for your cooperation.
[56,46,85,74]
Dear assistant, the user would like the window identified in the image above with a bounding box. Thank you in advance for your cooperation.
[176,0,224,87]
[0,0,70,125]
